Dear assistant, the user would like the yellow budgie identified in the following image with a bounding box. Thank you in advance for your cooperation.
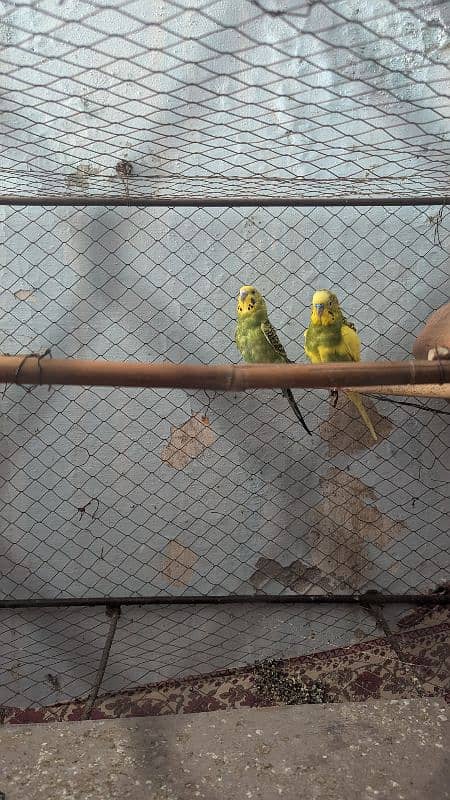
[304,289,377,442]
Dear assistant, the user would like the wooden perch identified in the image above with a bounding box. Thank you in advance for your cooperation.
[0,355,449,392]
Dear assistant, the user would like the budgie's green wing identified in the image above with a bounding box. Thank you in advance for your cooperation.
[261,320,288,362]
[304,326,316,363]
[262,320,311,435]
[235,321,246,356]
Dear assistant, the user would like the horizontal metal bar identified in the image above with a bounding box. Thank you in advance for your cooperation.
[0,593,448,609]
[0,195,447,207]
[1,356,449,391]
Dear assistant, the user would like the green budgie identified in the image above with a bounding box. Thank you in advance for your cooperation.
[235,285,311,435]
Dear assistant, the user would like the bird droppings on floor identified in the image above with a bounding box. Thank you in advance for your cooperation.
[253,658,326,705]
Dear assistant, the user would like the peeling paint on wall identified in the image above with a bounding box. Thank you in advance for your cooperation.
[249,556,347,594]
[306,468,406,589]
[14,289,36,302]
[162,539,198,588]
[161,413,217,470]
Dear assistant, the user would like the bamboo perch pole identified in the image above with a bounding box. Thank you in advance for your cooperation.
[0,355,449,391]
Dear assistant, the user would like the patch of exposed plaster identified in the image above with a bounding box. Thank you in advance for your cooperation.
[249,556,348,594]
[305,468,406,589]
[14,288,36,302]
[162,540,197,588]
[161,413,216,470]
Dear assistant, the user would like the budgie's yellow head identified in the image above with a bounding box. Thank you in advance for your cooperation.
[237,285,267,318]
[310,289,341,326]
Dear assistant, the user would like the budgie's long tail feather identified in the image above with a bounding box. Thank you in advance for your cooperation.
[282,388,312,435]
[346,390,377,442]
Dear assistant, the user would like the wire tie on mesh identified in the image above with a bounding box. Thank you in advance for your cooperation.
[76,497,100,521]
[202,389,215,420]
[14,348,52,391]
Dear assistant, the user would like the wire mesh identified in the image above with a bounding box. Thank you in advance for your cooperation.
[1,600,448,714]
[0,606,109,709]
[0,0,449,714]
[0,603,379,709]
[101,603,379,690]
[1,203,449,602]
[1,0,449,201]
[1,201,448,711]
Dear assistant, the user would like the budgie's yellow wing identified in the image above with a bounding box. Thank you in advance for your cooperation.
[341,324,361,362]
[304,310,377,441]
[341,326,377,441]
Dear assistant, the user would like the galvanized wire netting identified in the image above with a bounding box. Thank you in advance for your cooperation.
[1,204,449,602]
[0,603,380,709]
[0,0,449,714]
[1,0,449,200]
[1,599,448,712]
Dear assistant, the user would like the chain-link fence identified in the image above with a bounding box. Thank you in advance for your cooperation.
[2,203,449,600]
[1,0,449,717]
[1,202,449,715]
[1,0,449,201]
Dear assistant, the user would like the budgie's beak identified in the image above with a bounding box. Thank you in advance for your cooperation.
[315,303,325,316]
[239,289,248,301]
